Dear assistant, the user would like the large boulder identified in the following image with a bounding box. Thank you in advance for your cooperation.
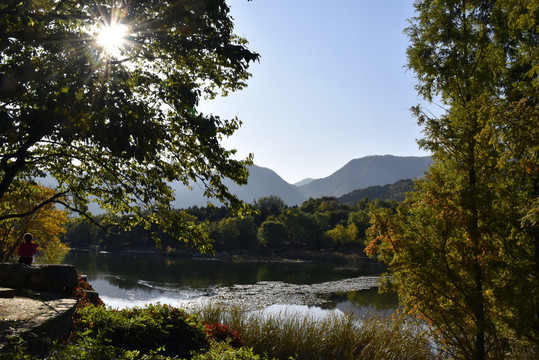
[0,263,78,295]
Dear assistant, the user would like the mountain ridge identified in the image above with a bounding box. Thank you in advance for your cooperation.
[172,164,306,208]
[337,178,415,204]
[38,155,433,210]
[298,155,432,199]
[173,155,432,207]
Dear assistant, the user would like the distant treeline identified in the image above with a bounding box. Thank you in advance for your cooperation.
[62,196,399,256]
[337,179,414,204]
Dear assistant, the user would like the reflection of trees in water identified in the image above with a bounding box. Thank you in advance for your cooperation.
[321,288,399,311]
[64,252,386,290]
[104,275,146,290]
[328,288,399,311]
[256,265,270,283]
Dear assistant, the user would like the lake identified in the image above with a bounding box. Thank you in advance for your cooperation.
[63,251,398,317]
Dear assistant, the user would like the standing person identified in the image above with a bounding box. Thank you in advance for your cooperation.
[17,233,38,265]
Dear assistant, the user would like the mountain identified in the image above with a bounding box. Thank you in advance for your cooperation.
[172,164,307,208]
[299,155,432,198]
[337,179,414,204]
[294,178,314,187]
[37,155,432,211]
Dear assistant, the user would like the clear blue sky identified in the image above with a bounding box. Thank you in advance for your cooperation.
[200,0,432,184]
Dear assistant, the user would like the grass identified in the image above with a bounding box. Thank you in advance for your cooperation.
[191,302,435,360]
[0,301,435,359]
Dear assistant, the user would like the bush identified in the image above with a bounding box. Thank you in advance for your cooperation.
[73,304,210,358]
[72,276,104,308]
[204,323,244,348]
[191,341,267,360]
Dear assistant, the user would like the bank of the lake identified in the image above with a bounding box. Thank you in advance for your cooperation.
[2,301,433,360]
[0,261,434,360]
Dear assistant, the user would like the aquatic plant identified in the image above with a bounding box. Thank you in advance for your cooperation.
[192,302,434,360]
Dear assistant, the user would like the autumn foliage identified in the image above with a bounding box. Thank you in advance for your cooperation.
[0,182,69,263]
[367,1,538,359]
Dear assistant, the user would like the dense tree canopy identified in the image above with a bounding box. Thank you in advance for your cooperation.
[63,195,390,256]
[367,1,538,359]
[0,0,259,251]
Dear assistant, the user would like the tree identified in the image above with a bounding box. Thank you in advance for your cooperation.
[367,1,538,359]
[486,0,539,347]
[214,216,258,250]
[252,196,287,225]
[0,183,68,263]
[63,216,105,247]
[325,223,358,246]
[347,210,370,240]
[281,208,326,249]
[257,220,287,249]
[0,0,259,252]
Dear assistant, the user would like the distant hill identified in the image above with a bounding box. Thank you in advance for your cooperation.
[337,179,414,204]
[38,155,433,211]
[299,155,432,198]
[294,178,314,187]
[172,164,307,208]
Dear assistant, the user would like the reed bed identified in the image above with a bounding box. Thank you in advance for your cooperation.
[191,302,435,360]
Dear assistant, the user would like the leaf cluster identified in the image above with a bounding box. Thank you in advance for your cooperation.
[368,0,539,358]
[72,304,210,358]
[0,182,68,262]
[0,0,259,252]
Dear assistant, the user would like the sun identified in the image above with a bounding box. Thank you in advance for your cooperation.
[96,22,129,55]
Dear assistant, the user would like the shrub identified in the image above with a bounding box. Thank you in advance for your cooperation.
[72,276,104,308]
[73,303,210,358]
[204,323,244,348]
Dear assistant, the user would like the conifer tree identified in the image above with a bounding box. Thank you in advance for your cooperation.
[367,1,538,358]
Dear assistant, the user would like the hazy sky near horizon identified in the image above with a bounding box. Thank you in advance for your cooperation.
[200,0,433,184]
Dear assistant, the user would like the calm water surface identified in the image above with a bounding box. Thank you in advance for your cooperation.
[64,251,397,316]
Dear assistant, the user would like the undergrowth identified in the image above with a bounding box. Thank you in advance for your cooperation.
[1,302,435,359]
[192,302,435,360]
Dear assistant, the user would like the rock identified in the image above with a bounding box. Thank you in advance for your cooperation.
[0,263,78,295]
[0,297,77,355]
[0,264,99,356]
[0,288,15,298]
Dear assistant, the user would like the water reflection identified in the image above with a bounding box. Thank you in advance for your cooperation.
[65,251,385,288]
[242,289,400,320]
[322,288,400,318]
[64,251,395,313]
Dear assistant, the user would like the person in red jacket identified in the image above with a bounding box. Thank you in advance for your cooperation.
[17,233,38,265]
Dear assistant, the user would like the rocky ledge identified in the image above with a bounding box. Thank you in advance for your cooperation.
[0,263,79,295]
[0,297,77,354]
[0,263,81,355]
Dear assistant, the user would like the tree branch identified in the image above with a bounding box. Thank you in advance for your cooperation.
[0,192,67,221]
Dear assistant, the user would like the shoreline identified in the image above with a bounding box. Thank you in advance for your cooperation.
[67,246,382,265]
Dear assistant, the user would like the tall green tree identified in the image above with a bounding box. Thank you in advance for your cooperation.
[0,0,259,252]
[214,215,258,250]
[487,0,539,346]
[367,1,538,359]
[253,195,287,225]
[257,220,287,249]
